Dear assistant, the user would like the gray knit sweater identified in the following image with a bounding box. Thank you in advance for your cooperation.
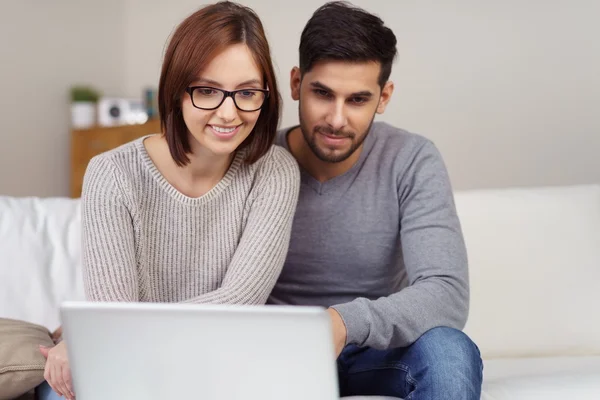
[269,122,469,350]
[81,136,300,304]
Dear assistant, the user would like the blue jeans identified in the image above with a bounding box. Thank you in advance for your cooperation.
[35,381,65,400]
[337,327,483,399]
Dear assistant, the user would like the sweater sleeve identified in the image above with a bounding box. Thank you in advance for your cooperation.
[181,148,301,305]
[332,141,470,349]
[81,155,139,302]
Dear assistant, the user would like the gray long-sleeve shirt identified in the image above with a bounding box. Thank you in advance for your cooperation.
[268,122,469,350]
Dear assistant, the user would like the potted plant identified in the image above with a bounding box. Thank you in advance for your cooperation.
[70,85,101,128]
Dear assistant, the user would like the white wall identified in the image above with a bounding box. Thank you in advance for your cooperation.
[124,0,600,190]
[1,0,599,196]
[0,0,126,197]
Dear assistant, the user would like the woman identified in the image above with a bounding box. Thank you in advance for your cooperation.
[38,2,300,399]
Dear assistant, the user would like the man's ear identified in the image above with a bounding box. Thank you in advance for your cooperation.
[290,67,302,101]
[376,81,394,114]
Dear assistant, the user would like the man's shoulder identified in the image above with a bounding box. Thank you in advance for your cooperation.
[275,126,296,149]
[367,122,438,167]
[370,121,431,150]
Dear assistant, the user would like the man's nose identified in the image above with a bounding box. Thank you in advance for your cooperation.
[325,102,348,131]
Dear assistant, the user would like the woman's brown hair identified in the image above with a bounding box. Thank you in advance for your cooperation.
[158,1,281,166]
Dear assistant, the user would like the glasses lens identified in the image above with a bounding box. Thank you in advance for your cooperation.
[192,87,224,109]
[234,90,266,111]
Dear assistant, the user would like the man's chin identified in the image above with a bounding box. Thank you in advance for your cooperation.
[313,148,353,164]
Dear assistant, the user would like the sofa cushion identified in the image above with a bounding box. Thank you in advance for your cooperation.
[0,196,85,331]
[455,184,600,358]
[0,318,55,400]
[482,356,600,399]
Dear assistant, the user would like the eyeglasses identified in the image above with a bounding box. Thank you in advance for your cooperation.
[185,86,269,112]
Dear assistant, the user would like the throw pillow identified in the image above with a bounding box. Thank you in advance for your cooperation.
[0,318,54,400]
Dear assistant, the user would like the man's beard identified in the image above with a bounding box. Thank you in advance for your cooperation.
[298,100,374,164]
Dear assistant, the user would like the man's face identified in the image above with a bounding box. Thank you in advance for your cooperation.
[291,60,393,163]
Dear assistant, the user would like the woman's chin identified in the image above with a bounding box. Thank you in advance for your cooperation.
[201,140,241,158]
[188,133,240,157]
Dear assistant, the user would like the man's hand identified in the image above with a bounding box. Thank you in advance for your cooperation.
[39,341,75,400]
[327,308,347,358]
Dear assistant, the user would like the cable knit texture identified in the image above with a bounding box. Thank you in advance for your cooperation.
[81,136,300,305]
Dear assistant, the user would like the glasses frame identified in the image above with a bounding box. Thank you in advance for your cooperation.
[185,86,269,112]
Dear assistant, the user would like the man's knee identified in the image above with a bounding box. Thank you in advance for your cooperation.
[411,327,483,391]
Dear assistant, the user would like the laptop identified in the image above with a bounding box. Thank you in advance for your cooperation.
[60,301,339,400]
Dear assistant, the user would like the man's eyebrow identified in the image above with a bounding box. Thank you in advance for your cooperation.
[310,81,334,92]
[310,81,373,97]
[351,90,373,97]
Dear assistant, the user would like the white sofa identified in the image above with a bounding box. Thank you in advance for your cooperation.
[1,183,599,399]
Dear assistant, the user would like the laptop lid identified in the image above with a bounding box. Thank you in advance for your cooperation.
[60,301,339,400]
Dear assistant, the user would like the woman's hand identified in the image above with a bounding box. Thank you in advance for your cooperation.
[39,341,75,400]
[51,326,63,344]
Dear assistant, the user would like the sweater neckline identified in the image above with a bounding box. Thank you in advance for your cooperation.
[280,126,376,195]
[135,135,244,206]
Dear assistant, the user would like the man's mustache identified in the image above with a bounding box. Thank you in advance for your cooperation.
[314,126,354,139]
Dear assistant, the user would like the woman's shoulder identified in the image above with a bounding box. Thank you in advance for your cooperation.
[251,144,300,179]
[237,144,300,199]
[83,136,149,194]
[88,137,146,173]
[244,145,300,190]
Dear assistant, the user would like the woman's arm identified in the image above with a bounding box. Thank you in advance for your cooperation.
[81,155,139,302]
[182,148,300,305]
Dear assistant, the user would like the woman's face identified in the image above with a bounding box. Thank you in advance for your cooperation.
[182,43,265,158]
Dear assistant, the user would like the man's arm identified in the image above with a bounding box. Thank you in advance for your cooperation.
[331,140,469,350]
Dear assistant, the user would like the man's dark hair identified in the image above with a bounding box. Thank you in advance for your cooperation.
[299,1,397,87]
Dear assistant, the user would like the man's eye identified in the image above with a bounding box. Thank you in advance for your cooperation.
[314,89,330,98]
[350,97,368,104]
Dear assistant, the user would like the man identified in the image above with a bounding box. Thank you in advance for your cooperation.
[268,2,483,399]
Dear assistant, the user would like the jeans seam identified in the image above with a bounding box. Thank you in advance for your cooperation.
[347,362,418,396]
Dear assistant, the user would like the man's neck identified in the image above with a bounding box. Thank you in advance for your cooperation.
[287,126,362,183]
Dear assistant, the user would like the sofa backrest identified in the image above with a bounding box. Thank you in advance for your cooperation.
[456,184,600,359]
[2,184,599,358]
[0,196,85,332]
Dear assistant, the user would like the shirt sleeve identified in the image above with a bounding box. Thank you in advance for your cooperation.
[81,155,139,302]
[332,140,470,349]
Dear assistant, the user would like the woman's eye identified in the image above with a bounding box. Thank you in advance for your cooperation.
[239,91,256,98]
